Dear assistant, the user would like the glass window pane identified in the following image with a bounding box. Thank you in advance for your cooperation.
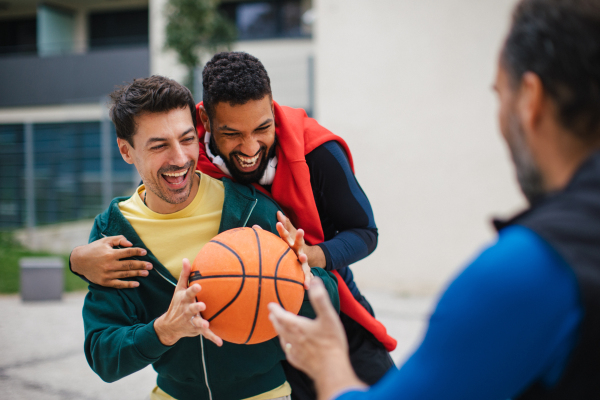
[237,3,278,40]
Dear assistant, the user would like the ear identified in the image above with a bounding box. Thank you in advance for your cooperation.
[517,72,545,139]
[117,138,135,165]
[270,97,275,118]
[198,106,211,133]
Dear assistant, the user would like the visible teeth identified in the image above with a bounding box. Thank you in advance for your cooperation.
[163,170,187,177]
[236,153,260,167]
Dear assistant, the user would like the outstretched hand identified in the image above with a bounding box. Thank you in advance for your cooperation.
[269,278,367,399]
[70,236,153,289]
[154,258,223,347]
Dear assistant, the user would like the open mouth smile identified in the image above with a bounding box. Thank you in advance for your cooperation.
[234,150,262,171]
[161,167,191,189]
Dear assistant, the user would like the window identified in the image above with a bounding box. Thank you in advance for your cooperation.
[0,125,24,227]
[220,0,311,41]
[89,9,148,49]
[0,122,136,228]
[0,18,37,55]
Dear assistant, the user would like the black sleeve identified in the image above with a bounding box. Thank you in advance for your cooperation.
[305,141,378,271]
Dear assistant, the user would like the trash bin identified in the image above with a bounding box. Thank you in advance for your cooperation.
[19,257,64,301]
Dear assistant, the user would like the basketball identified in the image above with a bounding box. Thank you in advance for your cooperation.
[189,227,305,344]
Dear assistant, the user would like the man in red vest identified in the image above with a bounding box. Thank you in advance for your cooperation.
[70,51,395,398]
[194,52,395,398]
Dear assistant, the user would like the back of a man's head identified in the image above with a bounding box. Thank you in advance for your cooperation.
[109,75,196,147]
[202,52,272,125]
[502,0,600,142]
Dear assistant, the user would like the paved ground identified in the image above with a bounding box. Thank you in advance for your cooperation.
[0,290,435,400]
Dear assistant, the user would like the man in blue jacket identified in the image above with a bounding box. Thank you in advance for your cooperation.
[269,0,600,399]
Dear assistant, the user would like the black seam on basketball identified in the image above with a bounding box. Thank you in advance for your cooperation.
[245,228,262,344]
[189,270,202,283]
[274,248,291,308]
[188,274,303,285]
[205,240,246,323]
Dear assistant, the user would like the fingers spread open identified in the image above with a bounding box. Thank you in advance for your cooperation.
[276,211,286,224]
[189,301,206,315]
[186,283,201,300]
[276,222,292,243]
[295,229,305,247]
[176,258,192,291]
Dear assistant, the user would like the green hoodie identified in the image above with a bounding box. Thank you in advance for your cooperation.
[82,178,339,400]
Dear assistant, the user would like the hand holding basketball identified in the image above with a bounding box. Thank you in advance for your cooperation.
[154,258,223,347]
[275,212,313,289]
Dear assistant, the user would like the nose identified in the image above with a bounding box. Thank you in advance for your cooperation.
[238,137,261,156]
[170,142,189,167]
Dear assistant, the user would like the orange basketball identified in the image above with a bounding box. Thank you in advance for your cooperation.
[189,227,305,344]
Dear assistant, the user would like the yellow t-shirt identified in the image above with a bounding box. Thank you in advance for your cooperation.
[150,382,292,400]
[119,171,291,400]
[118,172,224,280]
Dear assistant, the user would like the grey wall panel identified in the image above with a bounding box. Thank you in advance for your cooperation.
[0,46,149,107]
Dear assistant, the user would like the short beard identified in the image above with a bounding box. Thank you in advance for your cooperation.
[506,114,545,205]
[210,137,277,185]
[143,160,195,205]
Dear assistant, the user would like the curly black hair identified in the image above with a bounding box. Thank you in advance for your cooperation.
[109,75,196,147]
[202,52,272,124]
[502,0,600,141]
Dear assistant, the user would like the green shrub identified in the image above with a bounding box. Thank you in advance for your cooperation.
[0,231,88,294]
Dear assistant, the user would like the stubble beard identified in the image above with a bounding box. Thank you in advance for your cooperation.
[506,113,546,205]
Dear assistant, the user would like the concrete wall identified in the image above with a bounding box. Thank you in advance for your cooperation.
[14,220,95,254]
[314,0,525,294]
[233,39,314,111]
[149,0,187,82]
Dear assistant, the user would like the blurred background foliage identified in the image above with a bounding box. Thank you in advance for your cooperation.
[165,0,237,89]
[0,231,88,294]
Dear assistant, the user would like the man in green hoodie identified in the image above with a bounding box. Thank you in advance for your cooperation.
[82,75,339,400]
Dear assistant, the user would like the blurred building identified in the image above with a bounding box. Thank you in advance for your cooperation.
[2,0,530,295]
[0,0,314,230]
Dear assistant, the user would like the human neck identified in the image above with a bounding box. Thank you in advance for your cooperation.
[144,173,200,214]
[536,133,600,193]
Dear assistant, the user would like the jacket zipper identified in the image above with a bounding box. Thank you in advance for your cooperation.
[196,198,257,399]
[152,264,214,399]
[101,195,258,400]
[242,199,258,227]
[200,336,213,400]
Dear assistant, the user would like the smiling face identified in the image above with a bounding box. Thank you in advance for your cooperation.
[118,107,199,214]
[200,96,276,185]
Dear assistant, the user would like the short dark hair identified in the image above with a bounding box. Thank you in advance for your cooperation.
[501,0,600,141]
[202,52,272,124]
[109,75,196,146]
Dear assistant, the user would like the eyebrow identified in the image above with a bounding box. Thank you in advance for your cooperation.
[145,127,195,146]
[219,118,273,133]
